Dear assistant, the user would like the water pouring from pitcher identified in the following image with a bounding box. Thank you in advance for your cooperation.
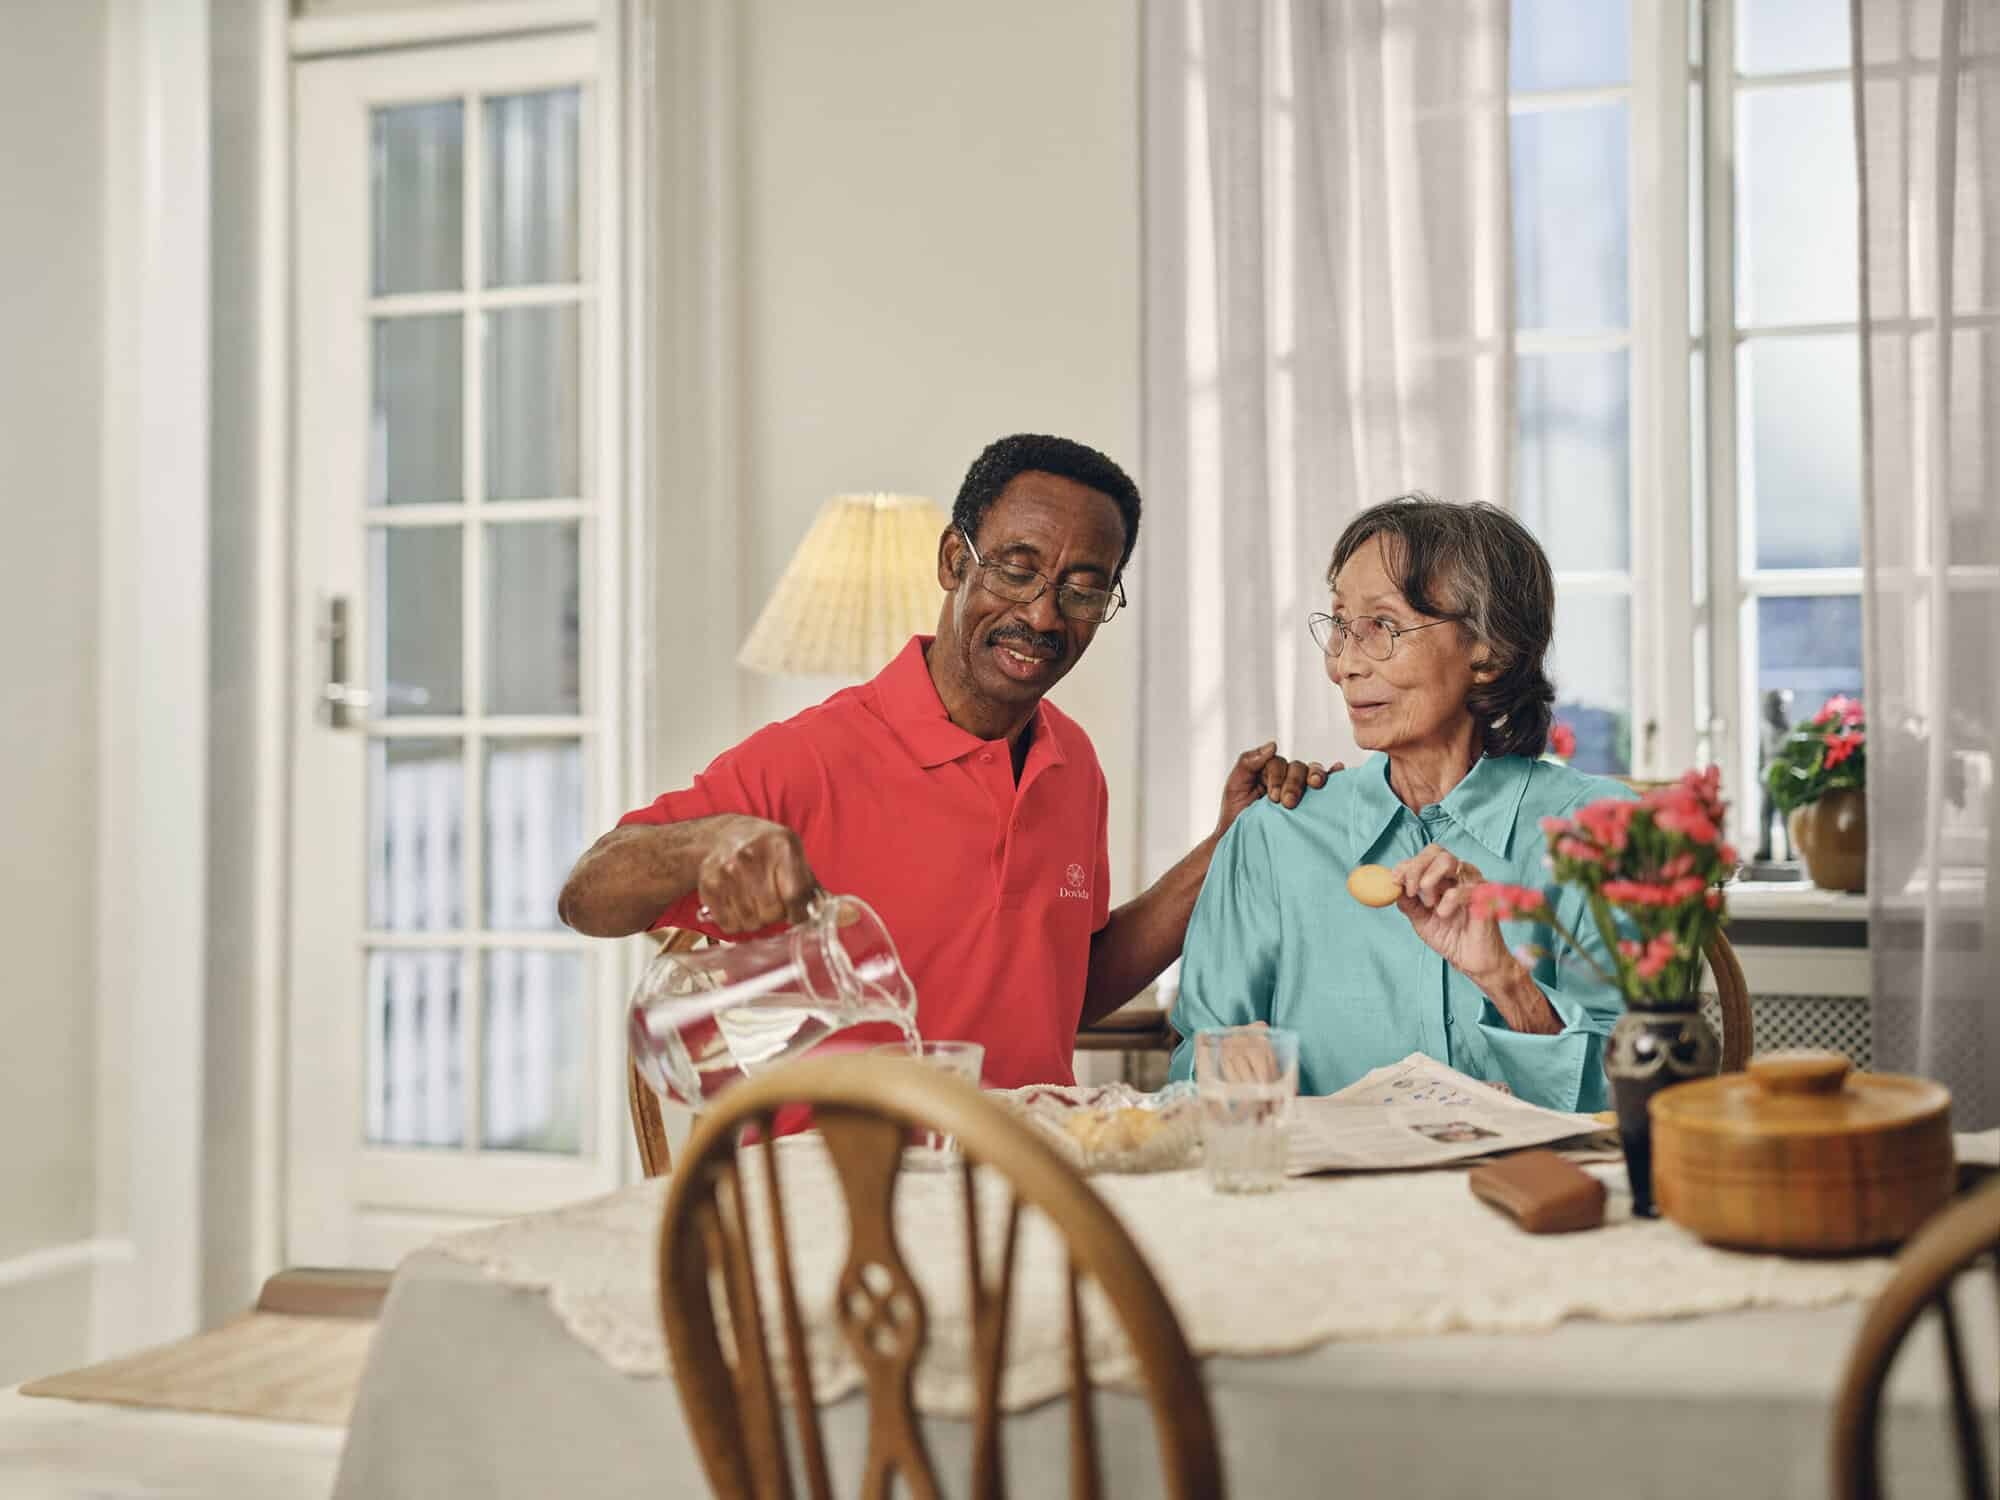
[627,891,919,1110]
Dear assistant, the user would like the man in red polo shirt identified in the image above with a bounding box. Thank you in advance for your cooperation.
[558,433,1327,1087]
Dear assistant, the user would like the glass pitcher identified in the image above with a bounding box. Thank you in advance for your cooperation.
[627,892,919,1110]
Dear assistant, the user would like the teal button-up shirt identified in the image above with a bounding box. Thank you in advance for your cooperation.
[1168,752,1637,1112]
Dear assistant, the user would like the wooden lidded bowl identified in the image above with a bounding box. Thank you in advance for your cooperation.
[1650,1050,1953,1253]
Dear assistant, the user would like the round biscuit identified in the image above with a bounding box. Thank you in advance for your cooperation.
[1346,863,1401,908]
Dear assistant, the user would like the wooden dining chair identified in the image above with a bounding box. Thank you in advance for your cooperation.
[1703,930,1753,1073]
[1831,1180,2000,1500]
[627,926,706,1178]
[656,1054,1225,1500]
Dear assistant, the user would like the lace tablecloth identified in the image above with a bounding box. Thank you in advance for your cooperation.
[431,1135,1924,1415]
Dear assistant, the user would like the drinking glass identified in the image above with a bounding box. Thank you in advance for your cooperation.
[871,1039,984,1162]
[627,893,917,1111]
[1193,1026,1300,1193]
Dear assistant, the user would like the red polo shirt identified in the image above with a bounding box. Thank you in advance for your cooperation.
[618,636,1111,1087]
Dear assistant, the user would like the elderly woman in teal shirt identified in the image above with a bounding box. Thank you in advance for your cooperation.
[1168,497,1634,1113]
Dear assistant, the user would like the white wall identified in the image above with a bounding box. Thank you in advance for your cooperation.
[0,0,109,1383]
[667,0,1144,895]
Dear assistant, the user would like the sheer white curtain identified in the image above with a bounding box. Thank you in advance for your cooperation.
[1855,0,1999,1126]
[1139,0,1512,881]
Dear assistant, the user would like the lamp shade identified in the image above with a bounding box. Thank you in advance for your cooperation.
[737,492,949,676]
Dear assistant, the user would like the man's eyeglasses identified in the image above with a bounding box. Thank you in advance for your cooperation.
[1308,611,1455,661]
[959,528,1127,624]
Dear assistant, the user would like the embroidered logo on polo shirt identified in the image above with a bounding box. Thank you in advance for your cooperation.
[1059,862,1090,899]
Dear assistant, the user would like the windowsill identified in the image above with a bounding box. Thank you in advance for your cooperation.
[1723,881,1868,923]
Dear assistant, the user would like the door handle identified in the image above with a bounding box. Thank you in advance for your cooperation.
[318,594,372,729]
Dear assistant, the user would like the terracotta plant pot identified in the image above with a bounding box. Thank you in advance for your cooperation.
[1787,788,1867,892]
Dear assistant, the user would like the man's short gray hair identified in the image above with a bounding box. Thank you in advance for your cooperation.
[1327,495,1557,760]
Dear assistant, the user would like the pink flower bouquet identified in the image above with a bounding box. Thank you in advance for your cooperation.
[1471,767,1735,1008]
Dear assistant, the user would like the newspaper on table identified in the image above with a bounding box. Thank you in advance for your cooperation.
[1286,1052,1606,1175]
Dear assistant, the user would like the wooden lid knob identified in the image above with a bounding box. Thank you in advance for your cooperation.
[1748,1049,1853,1096]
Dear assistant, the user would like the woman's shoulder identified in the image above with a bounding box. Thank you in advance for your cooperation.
[1514,757,1640,817]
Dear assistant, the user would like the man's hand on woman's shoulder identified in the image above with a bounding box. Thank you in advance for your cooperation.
[1214,742,1344,837]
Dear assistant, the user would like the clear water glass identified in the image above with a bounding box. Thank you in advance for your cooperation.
[871,1039,984,1162]
[1194,1026,1300,1194]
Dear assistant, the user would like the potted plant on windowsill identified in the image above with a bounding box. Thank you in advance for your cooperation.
[1766,695,1866,893]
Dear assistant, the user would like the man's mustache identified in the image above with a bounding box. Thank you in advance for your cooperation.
[986,625,1067,661]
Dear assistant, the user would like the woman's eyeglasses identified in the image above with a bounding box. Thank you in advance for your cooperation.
[1307,611,1454,661]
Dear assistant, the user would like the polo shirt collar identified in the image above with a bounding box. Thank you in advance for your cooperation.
[873,635,1066,772]
[1347,750,1532,862]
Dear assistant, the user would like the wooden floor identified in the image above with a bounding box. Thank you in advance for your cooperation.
[0,1388,343,1500]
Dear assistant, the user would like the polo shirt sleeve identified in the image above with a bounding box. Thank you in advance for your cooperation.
[1167,808,1281,1084]
[1091,760,1112,934]
[613,722,823,936]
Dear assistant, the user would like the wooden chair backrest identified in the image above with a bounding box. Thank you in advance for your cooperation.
[627,926,707,1179]
[656,1055,1225,1500]
[1831,1180,2000,1500]
[1704,930,1753,1073]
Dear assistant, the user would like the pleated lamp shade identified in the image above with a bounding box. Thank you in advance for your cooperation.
[737,492,949,676]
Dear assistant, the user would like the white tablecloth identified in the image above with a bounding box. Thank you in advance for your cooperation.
[332,1143,1999,1499]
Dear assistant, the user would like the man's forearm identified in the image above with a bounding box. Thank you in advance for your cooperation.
[1079,832,1220,1026]
[556,816,740,937]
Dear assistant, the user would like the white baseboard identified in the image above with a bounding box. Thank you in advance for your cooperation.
[0,1238,136,1386]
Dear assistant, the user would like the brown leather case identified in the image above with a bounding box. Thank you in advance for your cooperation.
[1468,1150,1608,1233]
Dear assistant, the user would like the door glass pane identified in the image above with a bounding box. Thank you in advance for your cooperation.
[486,521,581,715]
[1755,595,1863,726]
[1512,102,1630,332]
[368,737,464,931]
[1736,84,1858,327]
[366,949,463,1148]
[485,306,580,501]
[371,101,464,296]
[1738,0,1851,75]
[484,738,584,931]
[481,951,586,1154]
[371,315,463,506]
[1516,350,1631,572]
[1510,0,1628,91]
[484,88,581,288]
[1739,335,1862,569]
[370,525,464,715]
[1550,592,1633,775]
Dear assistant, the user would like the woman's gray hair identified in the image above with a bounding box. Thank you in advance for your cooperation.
[1327,495,1557,760]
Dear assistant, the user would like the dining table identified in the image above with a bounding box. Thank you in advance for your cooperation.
[331,1130,2000,1500]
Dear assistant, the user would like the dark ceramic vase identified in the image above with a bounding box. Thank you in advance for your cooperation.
[1604,1006,1720,1217]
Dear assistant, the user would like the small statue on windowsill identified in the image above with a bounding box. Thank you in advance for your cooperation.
[1754,688,1795,863]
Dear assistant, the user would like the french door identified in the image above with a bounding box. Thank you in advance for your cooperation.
[289,30,626,1266]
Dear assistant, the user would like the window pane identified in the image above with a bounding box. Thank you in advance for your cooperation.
[485,306,580,501]
[1755,594,1862,730]
[1738,0,1851,75]
[366,949,463,1148]
[368,737,464,932]
[485,521,581,715]
[1550,591,1632,775]
[484,739,584,931]
[482,951,586,1154]
[1510,0,1628,91]
[371,315,463,506]
[370,525,464,716]
[1736,84,1858,327]
[1739,335,1862,569]
[484,88,581,289]
[371,101,463,296]
[1512,102,1630,331]
[1516,350,1630,572]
